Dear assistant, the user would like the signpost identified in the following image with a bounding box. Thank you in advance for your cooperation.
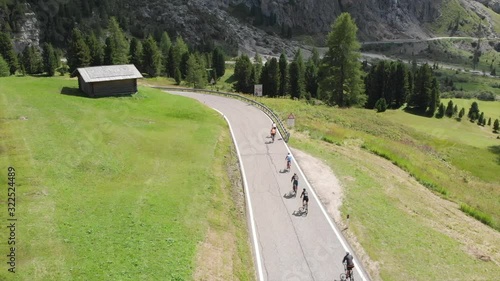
[287,113,295,127]
[254,84,263,97]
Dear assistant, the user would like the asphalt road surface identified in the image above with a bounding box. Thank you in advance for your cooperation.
[169,91,370,281]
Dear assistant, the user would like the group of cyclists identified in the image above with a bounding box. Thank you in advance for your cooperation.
[272,123,355,280]
[272,123,310,211]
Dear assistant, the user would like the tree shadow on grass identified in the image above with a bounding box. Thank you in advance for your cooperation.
[488,145,500,165]
[224,74,237,84]
[60,87,88,98]
[403,106,433,118]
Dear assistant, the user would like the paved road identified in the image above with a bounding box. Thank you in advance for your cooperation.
[169,91,370,281]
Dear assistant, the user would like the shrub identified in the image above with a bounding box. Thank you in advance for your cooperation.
[476,91,495,101]
[0,55,9,77]
[460,203,493,227]
[375,98,387,112]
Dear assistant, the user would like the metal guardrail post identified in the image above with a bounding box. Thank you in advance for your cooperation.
[152,86,291,142]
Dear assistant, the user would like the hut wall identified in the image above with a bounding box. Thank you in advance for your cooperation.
[79,76,93,96]
[92,79,137,97]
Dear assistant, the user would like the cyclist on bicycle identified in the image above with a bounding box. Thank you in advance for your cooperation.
[342,252,355,278]
[300,188,309,208]
[291,173,299,194]
[270,127,276,142]
[285,153,292,170]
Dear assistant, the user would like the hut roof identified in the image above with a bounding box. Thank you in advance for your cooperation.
[71,65,143,83]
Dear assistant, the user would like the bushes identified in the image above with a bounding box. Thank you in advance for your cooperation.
[460,203,493,227]
[375,98,387,112]
[441,90,496,100]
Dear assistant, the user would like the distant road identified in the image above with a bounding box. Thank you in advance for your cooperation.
[360,36,500,45]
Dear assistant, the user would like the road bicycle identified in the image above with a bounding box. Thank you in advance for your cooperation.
[299,200,308,214]
[339,263,354,281]
[286,160,291,171]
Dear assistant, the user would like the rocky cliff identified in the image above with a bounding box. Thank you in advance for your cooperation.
[5,0,499,56]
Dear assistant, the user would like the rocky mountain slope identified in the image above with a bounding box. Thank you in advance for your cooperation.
[6,0,500,57]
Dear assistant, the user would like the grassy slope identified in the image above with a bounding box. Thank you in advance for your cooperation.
[290,134,500,281]
[254,98,500,230]
[0,76,253,280]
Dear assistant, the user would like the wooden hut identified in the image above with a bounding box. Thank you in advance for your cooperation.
[71,65,143,97]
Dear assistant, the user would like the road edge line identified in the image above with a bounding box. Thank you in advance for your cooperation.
[270,121,368,281]
[212,108,265,281]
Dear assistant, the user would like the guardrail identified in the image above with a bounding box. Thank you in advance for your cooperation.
[152,87,291,142]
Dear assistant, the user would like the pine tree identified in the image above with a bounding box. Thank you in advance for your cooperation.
[22,45,43,74]
[42,42,57,76]
[477,112,484,125]
[278,53,288,97]
[17,53,25,75]
[305,60,318,98]
[375,98,387,112]
[436,102,445,118]
[453,104,458,116]
[319,13,365,107]
[445,100,454,118]
[488,117,491,126]
[129,38,143,72]
[409,64,433,112]
[234,54,253,93]
[212,47,225,79]
[262,58,281,98]
[142,35,161,77]
[253,53,263,84]
[168,36,189,78]
[159,31,172,75]
[67,28,90,73]
[289,61,304,99]
[394,61,408,108]
[467,101,480,121]
[174,68,182,85]
[105,17,129,65]
[0,55,9,76]
[289,50,305,99]
[186,53,206,88]
[311,47,320,67]
[493,119,499,133]
[180,52,190,79]
[86,32,103,66]
[458,107,465,120]
[0,31,18,75]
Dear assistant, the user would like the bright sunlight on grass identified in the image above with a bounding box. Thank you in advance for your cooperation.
[0,76,253,280]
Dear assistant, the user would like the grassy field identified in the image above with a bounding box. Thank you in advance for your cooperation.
[0,76,253,280]
[290,133,500,281]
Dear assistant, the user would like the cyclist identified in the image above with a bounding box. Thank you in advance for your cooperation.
[271,122,276,129]
[342,252,355,279]
[285,153,292,170]
[270,127,276,142]
[291,173,298,194]
[300,188,309,210]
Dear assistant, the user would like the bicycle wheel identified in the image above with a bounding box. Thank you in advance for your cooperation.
[339,273,346,281]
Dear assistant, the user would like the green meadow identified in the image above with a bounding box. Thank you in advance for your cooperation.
[0,76,253,280]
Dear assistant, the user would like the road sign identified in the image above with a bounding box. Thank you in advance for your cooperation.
[254,84,263,96]
[287,113,295,127]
